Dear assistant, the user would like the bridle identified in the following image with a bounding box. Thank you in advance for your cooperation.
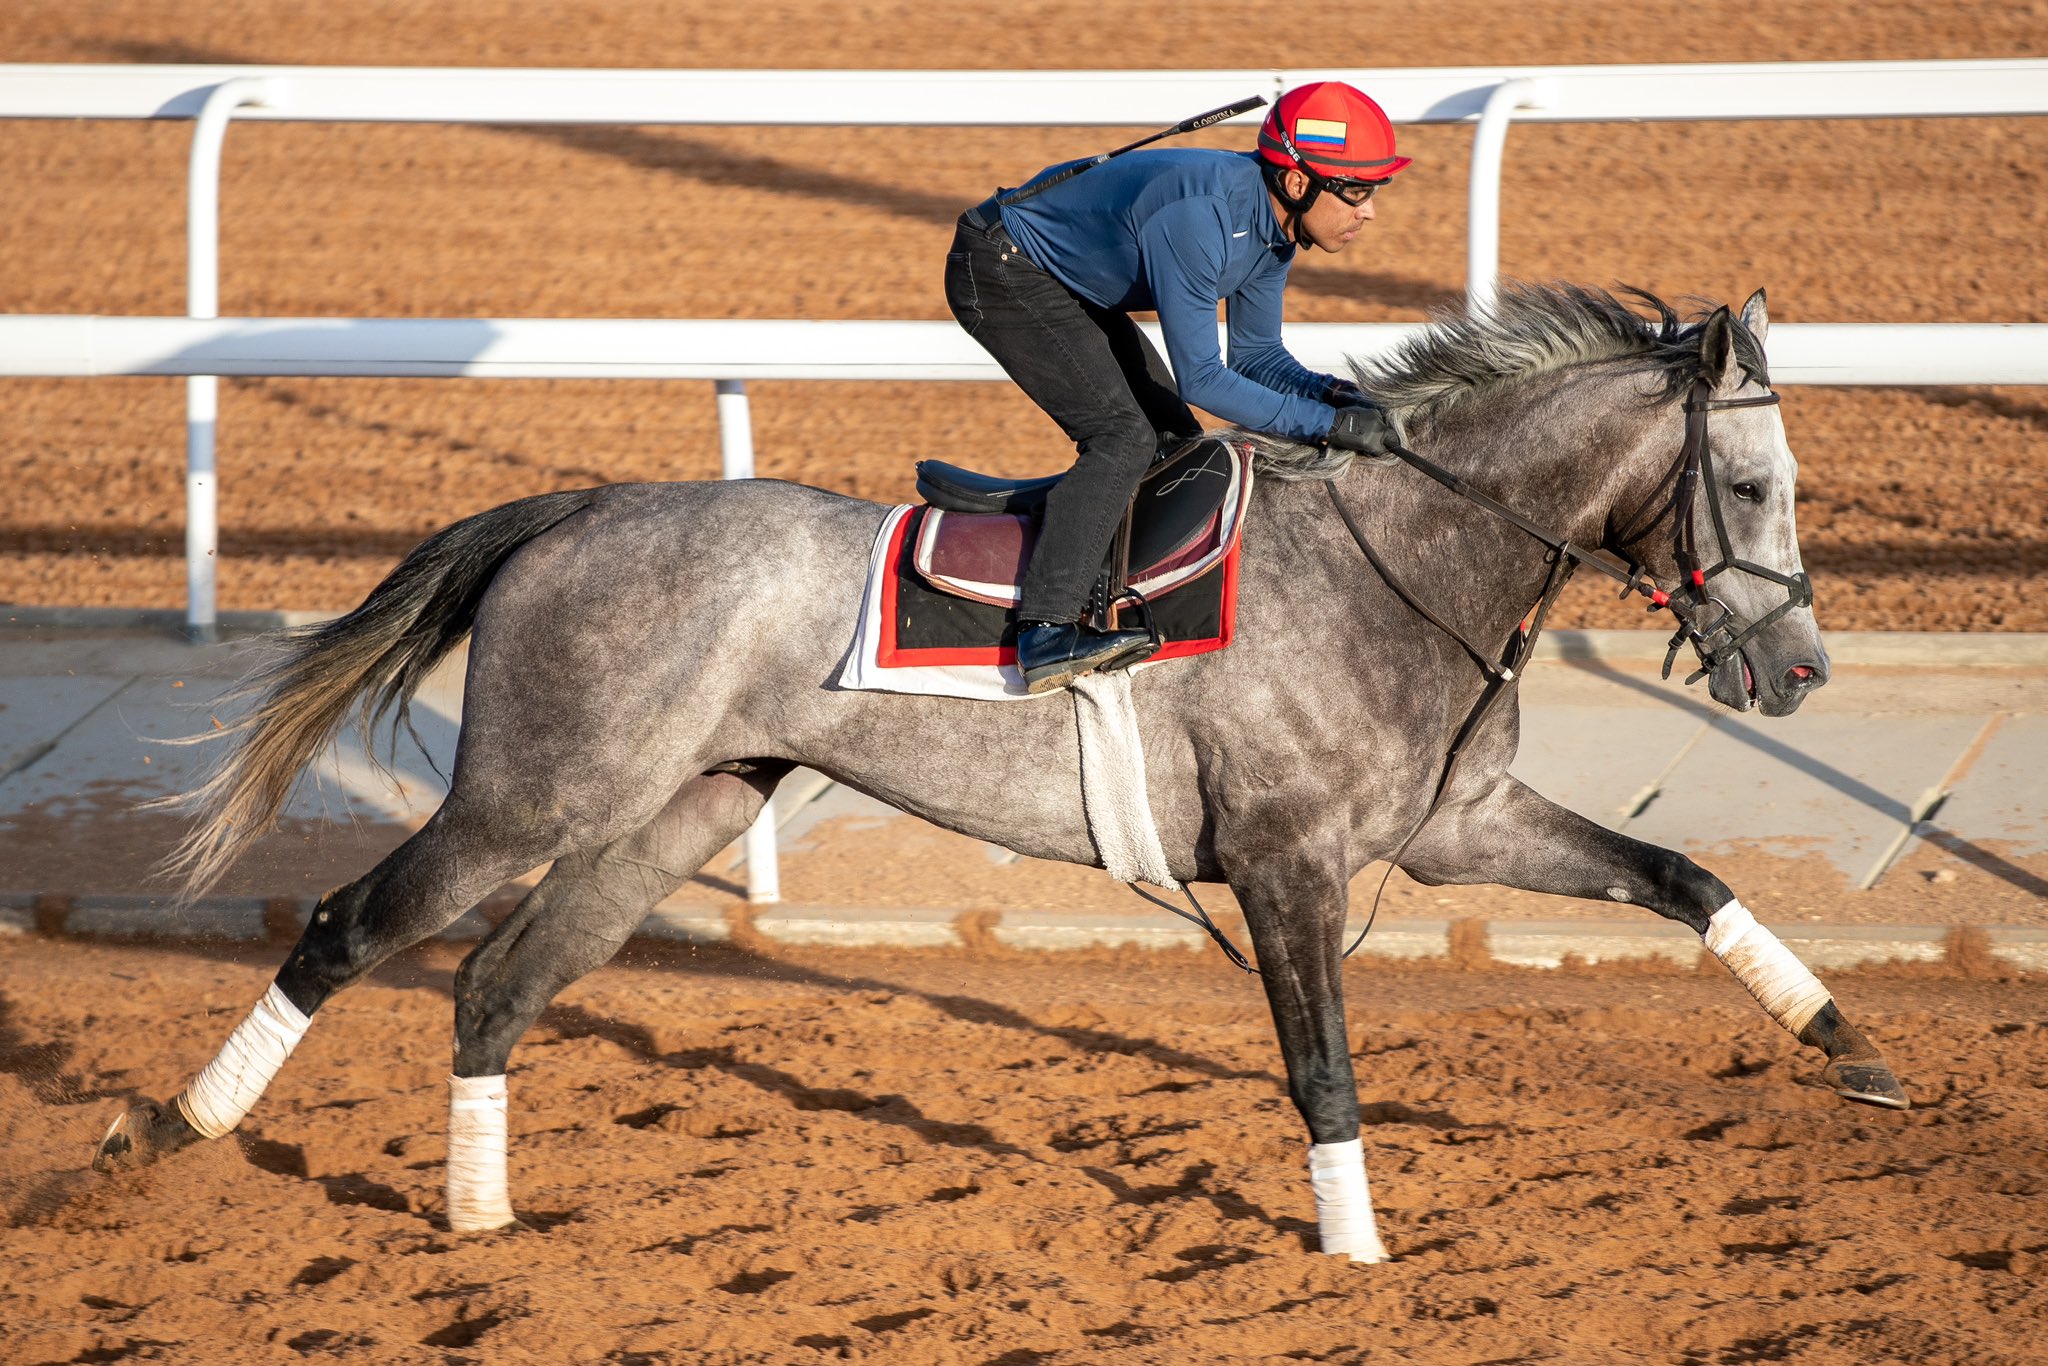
[1156,372,1812,972]
[1338,376,1804,690]
[1613,378,1811,685]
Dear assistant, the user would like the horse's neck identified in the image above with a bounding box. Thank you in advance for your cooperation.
[1305,377,1630,644]
[1418,372,1639,543]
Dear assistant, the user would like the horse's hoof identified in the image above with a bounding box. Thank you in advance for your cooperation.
[93,1098,203,1173]
[1323,1237,1390,1264]
[1823,1059,1910,1110]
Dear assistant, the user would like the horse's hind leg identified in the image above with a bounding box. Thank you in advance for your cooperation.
[94,791,630,1174]
[444,765,787,1232]
[1401,775,1908,1109]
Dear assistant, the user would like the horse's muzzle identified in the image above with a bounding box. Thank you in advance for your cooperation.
[1702,645,1827,717]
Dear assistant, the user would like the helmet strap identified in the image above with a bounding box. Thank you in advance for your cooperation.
[1261,160,1321,247]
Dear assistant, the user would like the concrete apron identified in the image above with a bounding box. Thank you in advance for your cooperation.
[4,618,2044,973]
[5,891,2044,976]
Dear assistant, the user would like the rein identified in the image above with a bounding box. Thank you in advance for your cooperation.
[1359,379,1794,666]
[1160,377,1799,972]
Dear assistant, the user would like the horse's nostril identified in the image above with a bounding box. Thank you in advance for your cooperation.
[1784,663,1824,691]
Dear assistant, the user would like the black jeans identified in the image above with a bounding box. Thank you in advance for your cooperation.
[944,201,1199,623]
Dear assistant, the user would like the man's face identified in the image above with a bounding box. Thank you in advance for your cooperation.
[1283,169,1378,254]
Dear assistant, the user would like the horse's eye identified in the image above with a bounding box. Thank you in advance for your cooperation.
[1732,481,1762,502]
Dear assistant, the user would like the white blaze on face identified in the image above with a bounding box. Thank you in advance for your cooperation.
[1696,401,1806,623]
[1760,405,1806,583]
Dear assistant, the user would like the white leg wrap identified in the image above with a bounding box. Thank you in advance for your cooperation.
[1309,1139,1388,1263]
[175,983,311,1139]
[446,1074,517,1233]
[1704,899,1832,1036]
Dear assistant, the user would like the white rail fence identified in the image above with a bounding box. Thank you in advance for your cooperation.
[9,315,2047,386]
[6,59,2046,635]
[5,62,2046,900]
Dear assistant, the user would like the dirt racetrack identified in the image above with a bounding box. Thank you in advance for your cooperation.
[3,934,2046,1365]
[5,7,2048,1363]
[3,2,2046,631]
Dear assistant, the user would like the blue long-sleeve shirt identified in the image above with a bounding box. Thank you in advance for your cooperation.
[994,149,1339,441]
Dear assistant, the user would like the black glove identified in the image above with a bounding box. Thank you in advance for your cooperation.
[1324,378,1379,408]
[1324,402,1400,460]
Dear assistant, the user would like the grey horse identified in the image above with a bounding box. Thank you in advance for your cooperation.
[95,283,1907,1262]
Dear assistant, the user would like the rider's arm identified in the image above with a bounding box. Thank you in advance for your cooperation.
[1138,198,1337,440]
[1225,261,1347,404]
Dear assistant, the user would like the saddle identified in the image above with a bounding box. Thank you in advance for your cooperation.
[912,436,1254,631]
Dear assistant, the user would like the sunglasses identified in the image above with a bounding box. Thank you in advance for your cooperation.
[1325,178,1388,206]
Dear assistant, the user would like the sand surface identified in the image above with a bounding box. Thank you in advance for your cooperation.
[3,2,2044,630]
[4,9,2047,1362]
[3,935,2045,1364]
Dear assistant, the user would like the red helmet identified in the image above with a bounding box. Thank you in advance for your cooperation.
[1258,81,1411,184]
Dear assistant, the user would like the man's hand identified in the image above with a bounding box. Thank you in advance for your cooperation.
[1324,379,1379,409]
[1324,403,1401,461]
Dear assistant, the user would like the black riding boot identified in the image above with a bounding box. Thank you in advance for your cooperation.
[1015,620,1157,694]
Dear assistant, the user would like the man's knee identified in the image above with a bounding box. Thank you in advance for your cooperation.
[1076,412,1160,478]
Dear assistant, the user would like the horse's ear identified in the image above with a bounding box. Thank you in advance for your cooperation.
[1699,305,1742,392]
[1739,288,1769,346]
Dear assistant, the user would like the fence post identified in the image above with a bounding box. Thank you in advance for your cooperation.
[714,379,754,481]
[1466,77,1555,317]
[185,77,275,642]
[714,379,782,903]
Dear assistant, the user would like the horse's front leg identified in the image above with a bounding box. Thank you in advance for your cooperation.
[1226,846,1389,1264]
[1401,775,1907,1109]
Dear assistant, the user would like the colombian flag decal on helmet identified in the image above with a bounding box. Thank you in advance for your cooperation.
[1258,81,1411,181]
[1293,119,1349,149]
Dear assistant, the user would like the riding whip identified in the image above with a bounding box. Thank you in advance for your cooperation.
[996,94,1268,208]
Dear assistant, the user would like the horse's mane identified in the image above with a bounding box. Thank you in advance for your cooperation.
[1248,281,1770,482]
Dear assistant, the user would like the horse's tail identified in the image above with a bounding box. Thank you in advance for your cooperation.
[159,487,605,902]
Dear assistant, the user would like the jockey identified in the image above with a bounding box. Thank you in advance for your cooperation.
[945,80,1410,693]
